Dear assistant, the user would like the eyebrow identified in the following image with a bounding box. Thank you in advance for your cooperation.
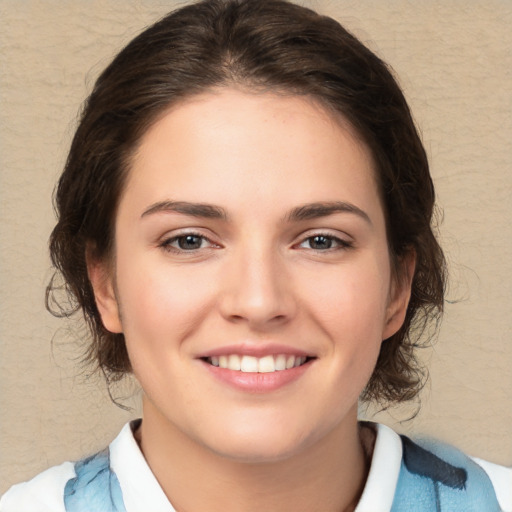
[141,200,228,220]
[141,199,371,225]
[286,201,372,225]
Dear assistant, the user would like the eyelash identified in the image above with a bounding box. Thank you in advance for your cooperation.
[296,233,353,252]
[158,231,352,254]
[159,232,217,253]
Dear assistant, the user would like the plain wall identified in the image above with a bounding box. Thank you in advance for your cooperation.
[1,0,511,493]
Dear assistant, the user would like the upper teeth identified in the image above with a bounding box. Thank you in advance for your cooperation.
[209,354,307,373]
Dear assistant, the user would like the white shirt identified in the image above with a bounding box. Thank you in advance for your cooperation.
[1,421,511,512]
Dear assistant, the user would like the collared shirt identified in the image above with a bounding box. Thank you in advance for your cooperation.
[1,420,511,512]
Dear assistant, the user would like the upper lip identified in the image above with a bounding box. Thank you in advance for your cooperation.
[197,342,315,359]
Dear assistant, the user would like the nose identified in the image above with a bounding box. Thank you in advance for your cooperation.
[218,244,296,329]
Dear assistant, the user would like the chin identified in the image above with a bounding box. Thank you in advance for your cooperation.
[210,436,307,464]
[197,416,320,464]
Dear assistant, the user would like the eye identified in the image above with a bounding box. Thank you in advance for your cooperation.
[298,234,352,251]
[160,232,216,252]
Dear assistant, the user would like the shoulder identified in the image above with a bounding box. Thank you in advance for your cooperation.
[1,421,172,512]
[472,456,512,509]
[0,461,75,512]
[395,434,512,512]
[356,422,511,512]
[0,446,124,512]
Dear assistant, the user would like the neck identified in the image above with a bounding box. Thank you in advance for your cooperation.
[137,398,372,512]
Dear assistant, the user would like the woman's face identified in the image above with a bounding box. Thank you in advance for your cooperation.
[91,88,411,462]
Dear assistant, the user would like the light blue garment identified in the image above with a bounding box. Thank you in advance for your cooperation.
[62,435,501,511]
[64,448,126,512]
[391,435,502,511]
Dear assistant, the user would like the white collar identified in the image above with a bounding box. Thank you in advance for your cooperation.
[355,423,402,512]
[110,420,403,512]
[110,420,174,512]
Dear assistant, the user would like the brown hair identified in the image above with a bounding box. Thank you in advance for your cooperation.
[47,0,445,406]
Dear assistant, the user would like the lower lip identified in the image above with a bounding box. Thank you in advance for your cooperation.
[201,360,313,393]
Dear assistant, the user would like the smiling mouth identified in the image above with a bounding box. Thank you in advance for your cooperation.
[203,354,312,373]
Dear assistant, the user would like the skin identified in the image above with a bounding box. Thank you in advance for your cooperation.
[89,88,413,512]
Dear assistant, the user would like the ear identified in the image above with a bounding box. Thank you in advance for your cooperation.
[86,248,123,334]
[382,250,416,340]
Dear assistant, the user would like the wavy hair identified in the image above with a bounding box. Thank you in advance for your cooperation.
[47,0,446,406]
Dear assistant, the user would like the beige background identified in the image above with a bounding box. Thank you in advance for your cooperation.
[1,0,511,493]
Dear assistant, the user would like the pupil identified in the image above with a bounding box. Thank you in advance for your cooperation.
[312,235,331,249]
[179,235,202,250]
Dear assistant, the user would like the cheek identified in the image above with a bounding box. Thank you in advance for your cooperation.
[303,258,390,340]
[114,253,218,348]
[298,254,391,402]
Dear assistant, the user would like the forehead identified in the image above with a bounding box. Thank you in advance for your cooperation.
[123,88,383,223]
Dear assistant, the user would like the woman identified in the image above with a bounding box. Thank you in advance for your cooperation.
[1,0,510,511]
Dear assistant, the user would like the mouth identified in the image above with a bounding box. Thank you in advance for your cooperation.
[202,354,313,373]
